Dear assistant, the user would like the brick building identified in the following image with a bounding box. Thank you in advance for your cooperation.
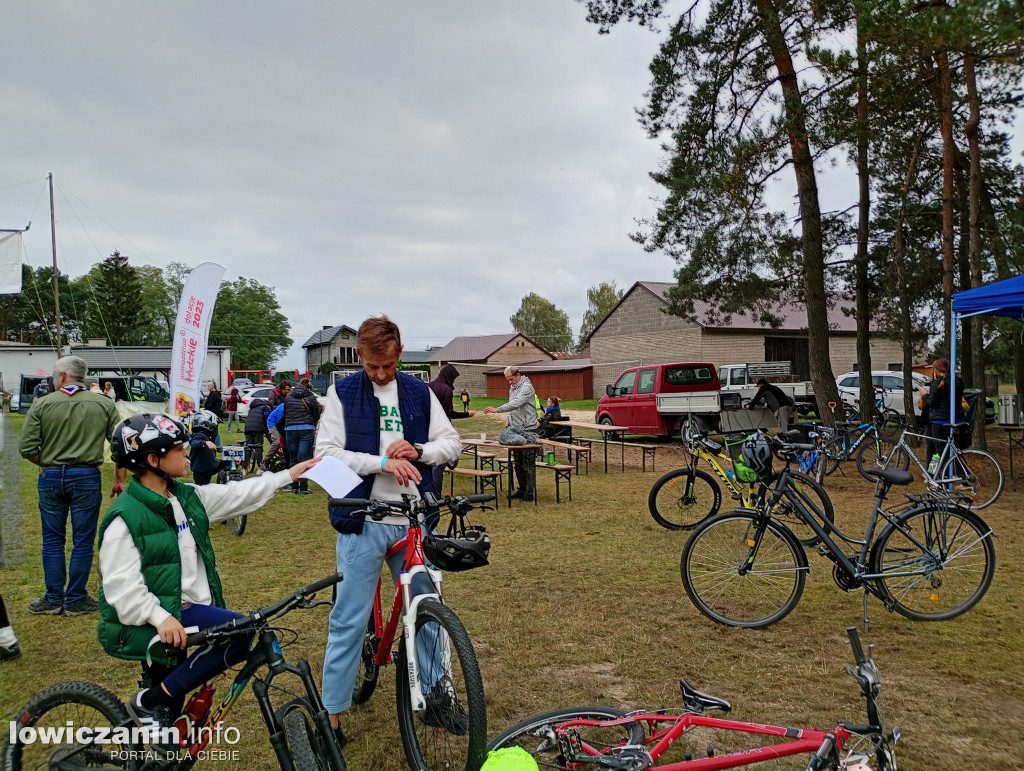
[428,333,554,395]
[586,281,905,394]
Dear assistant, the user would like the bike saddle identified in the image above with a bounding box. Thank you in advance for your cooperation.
[679,678,731,713]
[862,467,913,486]
[776,430,806,444]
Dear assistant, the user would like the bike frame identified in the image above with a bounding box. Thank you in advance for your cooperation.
[889,426,966,489]
[683,441,759,507]
[757,467,972,600]
[553,711,851,770]
[366,522,448,713]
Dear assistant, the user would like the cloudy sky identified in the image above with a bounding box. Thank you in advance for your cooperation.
[3,4,1021,369]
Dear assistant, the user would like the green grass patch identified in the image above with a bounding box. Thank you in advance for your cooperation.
[1,414,1022,769]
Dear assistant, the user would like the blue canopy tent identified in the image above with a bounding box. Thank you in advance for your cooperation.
[950,274,1024,421]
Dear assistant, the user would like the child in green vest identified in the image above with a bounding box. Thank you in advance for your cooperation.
[98,412,320,743]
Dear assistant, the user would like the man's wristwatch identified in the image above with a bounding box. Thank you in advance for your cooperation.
[413,443,424,460]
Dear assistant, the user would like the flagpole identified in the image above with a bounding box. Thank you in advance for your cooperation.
[49,173,62,354]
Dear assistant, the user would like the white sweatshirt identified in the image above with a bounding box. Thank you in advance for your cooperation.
[99,470,293,629]
[314,378,462,524]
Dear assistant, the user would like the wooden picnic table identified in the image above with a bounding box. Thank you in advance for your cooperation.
[555,420,628,472]
[461,438,541,506]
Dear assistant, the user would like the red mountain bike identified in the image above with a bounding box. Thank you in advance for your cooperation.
[332,492,494,771]
[488,627,898,770]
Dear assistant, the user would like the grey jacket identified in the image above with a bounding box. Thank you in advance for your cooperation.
[497,374,538,429]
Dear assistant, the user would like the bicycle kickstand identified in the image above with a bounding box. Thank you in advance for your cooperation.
[862,590,870,634]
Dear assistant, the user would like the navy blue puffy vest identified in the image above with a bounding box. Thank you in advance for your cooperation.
[328,371,437,534]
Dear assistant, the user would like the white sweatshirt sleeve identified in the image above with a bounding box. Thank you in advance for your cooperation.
[314,385,387,475]
[190,469,294,523]
[99,518,172,629]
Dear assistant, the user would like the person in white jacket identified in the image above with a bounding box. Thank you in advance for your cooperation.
[97,412,321,749]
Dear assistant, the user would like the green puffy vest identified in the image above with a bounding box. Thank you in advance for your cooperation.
[534,394,542,420]
[97,477,225,665]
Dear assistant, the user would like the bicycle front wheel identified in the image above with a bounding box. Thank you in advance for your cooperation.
[682,513,807,628]
[855,436,898,480]
[766,471,835,546]
[396,599,486,771]
[284,707,344,771]
[939,449,1004,510]
[228,514,247,536]
[870,504,995,621]
[487,707,645,769]
[3,681,141,771]
[647,467,722,530]
[812,440,843,484]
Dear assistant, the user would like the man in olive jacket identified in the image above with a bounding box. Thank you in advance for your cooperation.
[20,356,124,616]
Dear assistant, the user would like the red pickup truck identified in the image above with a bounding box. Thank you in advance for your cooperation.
[596,362,736,436]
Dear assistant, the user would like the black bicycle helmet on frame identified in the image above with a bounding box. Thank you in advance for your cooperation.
[739,430,774,479]
[110,413,190,475]
[423,530,491,572]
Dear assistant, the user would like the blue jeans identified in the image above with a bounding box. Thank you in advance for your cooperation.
[225,411,239,433]
[285,428,315,491]
[37,466,102,606]
[321,524,441,714]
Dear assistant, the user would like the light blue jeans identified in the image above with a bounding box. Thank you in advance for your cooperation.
[321,523,441,714]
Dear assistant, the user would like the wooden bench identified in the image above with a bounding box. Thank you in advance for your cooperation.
[620,442,658,472]
[444,467,501,503]
[535,462,573,502]
[462,447,496,471]
[540,439,591,475]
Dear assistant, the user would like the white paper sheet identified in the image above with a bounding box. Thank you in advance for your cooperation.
[298,455,362,498]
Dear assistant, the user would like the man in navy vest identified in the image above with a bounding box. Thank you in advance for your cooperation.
[315,316,462,739]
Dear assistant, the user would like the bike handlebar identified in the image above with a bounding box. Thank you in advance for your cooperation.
[847,626,867,666]
[184,572,344,647]
[328,493,496,520]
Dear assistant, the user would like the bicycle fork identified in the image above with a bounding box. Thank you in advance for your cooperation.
[399,564,449,712]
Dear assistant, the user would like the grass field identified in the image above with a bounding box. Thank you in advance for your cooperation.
[1,412,1022,770]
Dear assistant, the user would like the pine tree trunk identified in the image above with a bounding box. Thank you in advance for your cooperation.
[963,53,987,448]
[935,48,956,355]
[896,135,923,427]
[855,12,874,422]
[753,0,840,422]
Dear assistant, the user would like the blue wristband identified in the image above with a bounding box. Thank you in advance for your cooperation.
[380,456,387,471]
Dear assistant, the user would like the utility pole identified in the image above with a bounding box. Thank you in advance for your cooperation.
[49,173,62,353]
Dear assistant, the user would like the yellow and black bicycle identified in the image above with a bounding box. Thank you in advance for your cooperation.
[648,427,834,545]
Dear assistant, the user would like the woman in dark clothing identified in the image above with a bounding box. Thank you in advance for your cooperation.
[919,358,964,460]
[279,378,321,493]
[427,365,475,490]
[537,396,568,439]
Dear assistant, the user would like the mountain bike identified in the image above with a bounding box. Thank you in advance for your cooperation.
[215,445,247,536]
[336,492,494,771]
[681,435,995,629]
[648,429,834,546]
[809,411,898,485]
[488,626,898,770]
[3,574,348,771]
[879,422,1004,510]
[841,387,906,439]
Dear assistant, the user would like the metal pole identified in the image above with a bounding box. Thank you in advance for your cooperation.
[48,173,62,353]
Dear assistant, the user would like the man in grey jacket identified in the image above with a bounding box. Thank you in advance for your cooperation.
[484,366,538,500]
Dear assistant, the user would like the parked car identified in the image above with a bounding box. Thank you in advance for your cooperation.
[235,385,275,418]
[836,370,931,416]
[229,377,255,391]
[837,370,995,423]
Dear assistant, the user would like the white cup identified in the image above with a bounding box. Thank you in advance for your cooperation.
[480,432,487,440]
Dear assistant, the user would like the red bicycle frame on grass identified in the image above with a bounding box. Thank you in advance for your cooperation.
[559,712,850,770]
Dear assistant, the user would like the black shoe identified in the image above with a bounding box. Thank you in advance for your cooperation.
[509,491,525,500]
[28,596,63,615]
[126,690,181,759]
[299,489,312,495]
[421,686,469,735]
[0,642,21,662]
[64,597,99,616]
